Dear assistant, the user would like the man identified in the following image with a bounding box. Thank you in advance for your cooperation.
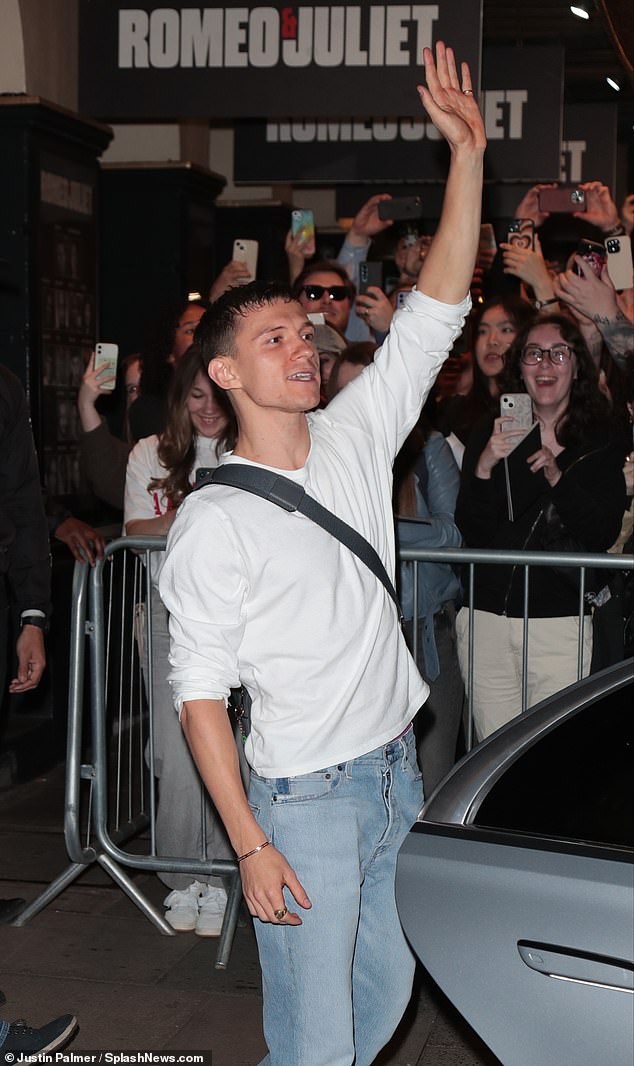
[292,258,356,336]
[160,44,485,1066]
[0,364,78,1054]
[292,194,394,344]
[0,366,50,698]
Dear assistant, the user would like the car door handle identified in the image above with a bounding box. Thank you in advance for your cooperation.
[518,942,634,993]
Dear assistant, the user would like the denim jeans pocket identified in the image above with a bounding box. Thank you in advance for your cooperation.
[401,731,423,783]
[254,768,343,806]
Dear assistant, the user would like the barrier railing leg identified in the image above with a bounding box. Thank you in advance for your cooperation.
[96,852,176,934]
[10,862,90,926]
[215,867,243,970]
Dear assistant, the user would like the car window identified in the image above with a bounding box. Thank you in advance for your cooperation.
[474,684,633,850]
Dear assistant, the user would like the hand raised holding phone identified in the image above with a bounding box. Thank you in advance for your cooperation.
[93,343,119,390]
[475,414,531,479]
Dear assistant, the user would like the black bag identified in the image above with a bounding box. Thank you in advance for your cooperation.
[591,531,634,670]
[538,500,598,601]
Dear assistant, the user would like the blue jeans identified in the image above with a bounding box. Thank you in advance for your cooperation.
[248,726,423,1066]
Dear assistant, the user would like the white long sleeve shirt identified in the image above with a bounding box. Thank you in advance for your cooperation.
[159,289,470,777]
[124,433,222,586]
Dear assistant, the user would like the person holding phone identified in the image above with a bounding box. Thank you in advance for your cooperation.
[288,194,395,343]
[124,345,237,936]
[455,314,626,741]
[160,43,485,1066]
[553,255,634,373]
[209,257,255,302]
[77,351,142,510]
[437,294,535,464]
[499,231,560,311]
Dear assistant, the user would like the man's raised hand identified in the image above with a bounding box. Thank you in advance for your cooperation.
[417,42,486,154]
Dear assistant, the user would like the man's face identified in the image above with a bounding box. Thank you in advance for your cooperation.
[296,271,352,332]
[209,299,320,416]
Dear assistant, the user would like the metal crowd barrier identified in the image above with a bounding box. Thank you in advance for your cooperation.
[13,537,632,963]
[13,536,241,969]
[403,544,633,750]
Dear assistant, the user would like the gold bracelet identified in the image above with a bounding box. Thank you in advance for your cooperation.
[237,840,270,863]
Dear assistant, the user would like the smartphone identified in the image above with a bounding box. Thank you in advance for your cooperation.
[500,393,533,433]
[233,238,258,281]
[93,343,119,390]
[359,261,383,294]
[291,209,316,256]
[507,218,535,250]
[538,186,586,214]
[378,196,423,222]
[478,223,498,260]
[573,239,607,278]
[604,235,633,290]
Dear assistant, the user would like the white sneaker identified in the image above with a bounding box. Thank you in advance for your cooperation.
[163,881,202,932]
[196,885,228,937]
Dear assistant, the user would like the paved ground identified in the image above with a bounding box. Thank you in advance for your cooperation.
[0,763,499,1065]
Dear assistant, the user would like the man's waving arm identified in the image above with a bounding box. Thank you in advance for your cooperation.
[415,43,486,304]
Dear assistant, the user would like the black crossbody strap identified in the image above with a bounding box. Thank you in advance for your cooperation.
[198,464,402,621]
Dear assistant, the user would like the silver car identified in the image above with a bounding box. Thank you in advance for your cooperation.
[396,659,634,1066]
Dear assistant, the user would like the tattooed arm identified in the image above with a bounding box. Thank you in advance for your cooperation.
[591,309,634,370]
[554,257,633,371]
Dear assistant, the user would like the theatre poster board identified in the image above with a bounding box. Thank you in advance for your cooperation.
[79,1,481,120]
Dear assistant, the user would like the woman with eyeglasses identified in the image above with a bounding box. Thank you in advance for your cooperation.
[454,313,627,741]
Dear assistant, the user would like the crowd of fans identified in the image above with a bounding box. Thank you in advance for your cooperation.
[69,177,634,933]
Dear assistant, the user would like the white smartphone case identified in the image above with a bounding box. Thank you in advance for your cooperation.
[233,239,258,281]
[500,393,533,434]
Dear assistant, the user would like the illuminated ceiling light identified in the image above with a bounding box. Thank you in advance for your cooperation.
[570,6,590,19]
[606,77,620,91]
[188,290,202,300]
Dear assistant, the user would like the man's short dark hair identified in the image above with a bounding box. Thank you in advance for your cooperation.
[196,281,296,366]
[292,260,355,299]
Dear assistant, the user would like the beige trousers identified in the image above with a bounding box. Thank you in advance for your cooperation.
[456,608,593,742]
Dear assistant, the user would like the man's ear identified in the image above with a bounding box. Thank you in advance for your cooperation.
[208,356,240,391]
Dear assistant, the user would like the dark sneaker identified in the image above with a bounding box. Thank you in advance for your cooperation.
[2,1014,78,1056]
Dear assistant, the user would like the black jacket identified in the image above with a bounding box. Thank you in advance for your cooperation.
[455,414,626,618]
[0,366,51,617]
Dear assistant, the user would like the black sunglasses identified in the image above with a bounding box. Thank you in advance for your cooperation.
[301,284,351,302]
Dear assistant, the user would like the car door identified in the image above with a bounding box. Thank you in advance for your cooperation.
[396,660,634,1066]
